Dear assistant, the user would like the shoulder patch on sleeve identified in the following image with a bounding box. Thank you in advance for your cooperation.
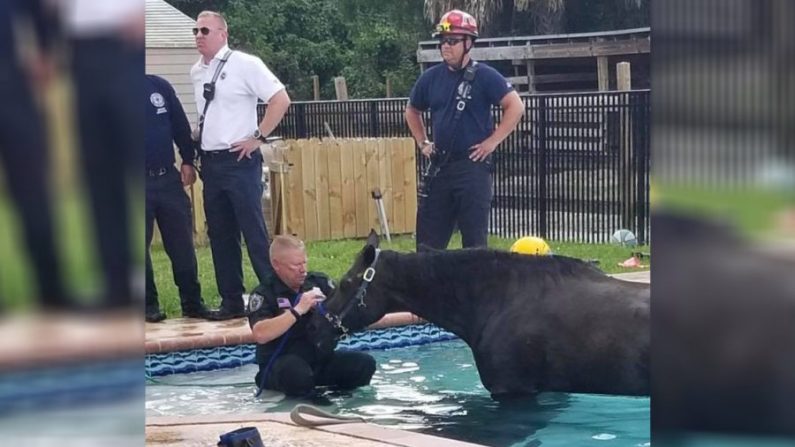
[248,293,264,313]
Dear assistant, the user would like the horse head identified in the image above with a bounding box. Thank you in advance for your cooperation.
[308,230,391,353]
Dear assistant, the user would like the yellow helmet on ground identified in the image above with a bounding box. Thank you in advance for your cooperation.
[510,236,551,255]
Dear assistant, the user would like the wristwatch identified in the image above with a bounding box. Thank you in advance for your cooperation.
[289,308,301,321]
[253,129,267,143]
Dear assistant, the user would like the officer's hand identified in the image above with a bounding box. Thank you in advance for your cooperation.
[294,288,326,316]
[420,141,435,158]
[26,53,55,91]
[180,164,197,186]
[230,138,261,161]
[469,139,498,162]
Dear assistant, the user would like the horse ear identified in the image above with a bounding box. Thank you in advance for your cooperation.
[362,244,376,265]
[366,229,380,249]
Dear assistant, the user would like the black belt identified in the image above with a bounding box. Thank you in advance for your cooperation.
[146,167,170,177]
[434,149,470,163]
[200,149,236,158]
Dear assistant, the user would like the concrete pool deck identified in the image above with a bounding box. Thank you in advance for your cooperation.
[145,270,650,355]
[146,413,485,446]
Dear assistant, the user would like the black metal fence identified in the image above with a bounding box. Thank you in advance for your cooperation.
[261,90,651,244]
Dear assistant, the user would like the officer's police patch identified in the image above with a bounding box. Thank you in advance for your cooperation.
[150,93,165,108]
[248,293,264,312]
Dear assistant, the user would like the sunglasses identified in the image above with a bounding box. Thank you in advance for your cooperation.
[192,27,217,36]
[439,37,466,46]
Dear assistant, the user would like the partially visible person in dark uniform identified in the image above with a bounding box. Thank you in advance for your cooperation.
[145,74,212,323]
[190,11,292,320]
[405,9,524,251]
[248,235,376,397]
[56,0,144,309]
[0,0,70,309]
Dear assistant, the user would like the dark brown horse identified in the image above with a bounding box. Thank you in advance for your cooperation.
[308,231,649,399]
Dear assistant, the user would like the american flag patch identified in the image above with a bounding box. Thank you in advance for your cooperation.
[277,298,291,309]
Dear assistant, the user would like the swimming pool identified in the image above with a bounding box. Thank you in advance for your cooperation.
[146,339,649,447]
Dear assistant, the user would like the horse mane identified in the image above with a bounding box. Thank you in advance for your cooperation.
[402,248,608,283]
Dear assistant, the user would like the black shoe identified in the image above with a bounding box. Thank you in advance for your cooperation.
[205,307,246,321]
[182,305,213,319]
[145,309,167,323]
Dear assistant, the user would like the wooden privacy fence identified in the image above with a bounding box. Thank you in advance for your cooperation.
[151,137,417,245]
[270,138,417,242]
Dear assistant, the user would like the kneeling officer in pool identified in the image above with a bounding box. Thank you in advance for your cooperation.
[248,235,376,397]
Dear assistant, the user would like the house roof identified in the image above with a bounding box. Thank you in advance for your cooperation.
[145,0,195,48]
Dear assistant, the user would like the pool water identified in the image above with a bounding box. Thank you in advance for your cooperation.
[146,339,649,447]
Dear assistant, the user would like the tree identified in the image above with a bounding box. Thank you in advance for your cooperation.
[166,0,231,19]
[163,0,648,99]
[422,0,647,36]
[224,0,353,99]
[338,0,428,97]
[165,0,428,99]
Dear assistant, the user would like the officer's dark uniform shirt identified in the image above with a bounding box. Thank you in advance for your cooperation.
[409,61,514,157]
[146,75,194,170]
[247,272,336,367]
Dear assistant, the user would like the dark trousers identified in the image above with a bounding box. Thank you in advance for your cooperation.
[257,351,376,397]
[199,150,272,311]
[145,168,204,313]
[0,70,67,307]
[416,158,493,250]
[71,37,143,306]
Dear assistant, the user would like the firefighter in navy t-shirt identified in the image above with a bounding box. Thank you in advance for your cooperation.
[405,9,524,250]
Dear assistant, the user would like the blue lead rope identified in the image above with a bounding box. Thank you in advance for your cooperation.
[255,291,302,397]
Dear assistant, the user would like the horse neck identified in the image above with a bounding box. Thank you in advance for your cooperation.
[379,251,477,342]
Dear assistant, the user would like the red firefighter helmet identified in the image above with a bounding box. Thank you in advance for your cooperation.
[432,9,479,38]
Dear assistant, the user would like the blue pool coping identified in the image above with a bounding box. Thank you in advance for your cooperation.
[146,323,459,377]
[0,325,457,415]
[0,358,143,415]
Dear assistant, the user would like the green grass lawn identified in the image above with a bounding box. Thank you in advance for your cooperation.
[657,185,795,236]
[0,192,99,309]
[0,188,144,311]
[150,233,650,317]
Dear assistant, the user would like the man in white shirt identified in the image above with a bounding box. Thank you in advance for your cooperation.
[190,10,291,320]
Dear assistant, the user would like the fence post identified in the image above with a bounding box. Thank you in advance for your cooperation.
[617,62,631,91]
[597,56,609,91]
[385,76,392,98]
[369,101,380,137]
[635,92,649,245]
[617,62,633,231]
[312,75,320,101]
[334,77,349,101]
[296,103,308,139]
[537,96,548,239]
